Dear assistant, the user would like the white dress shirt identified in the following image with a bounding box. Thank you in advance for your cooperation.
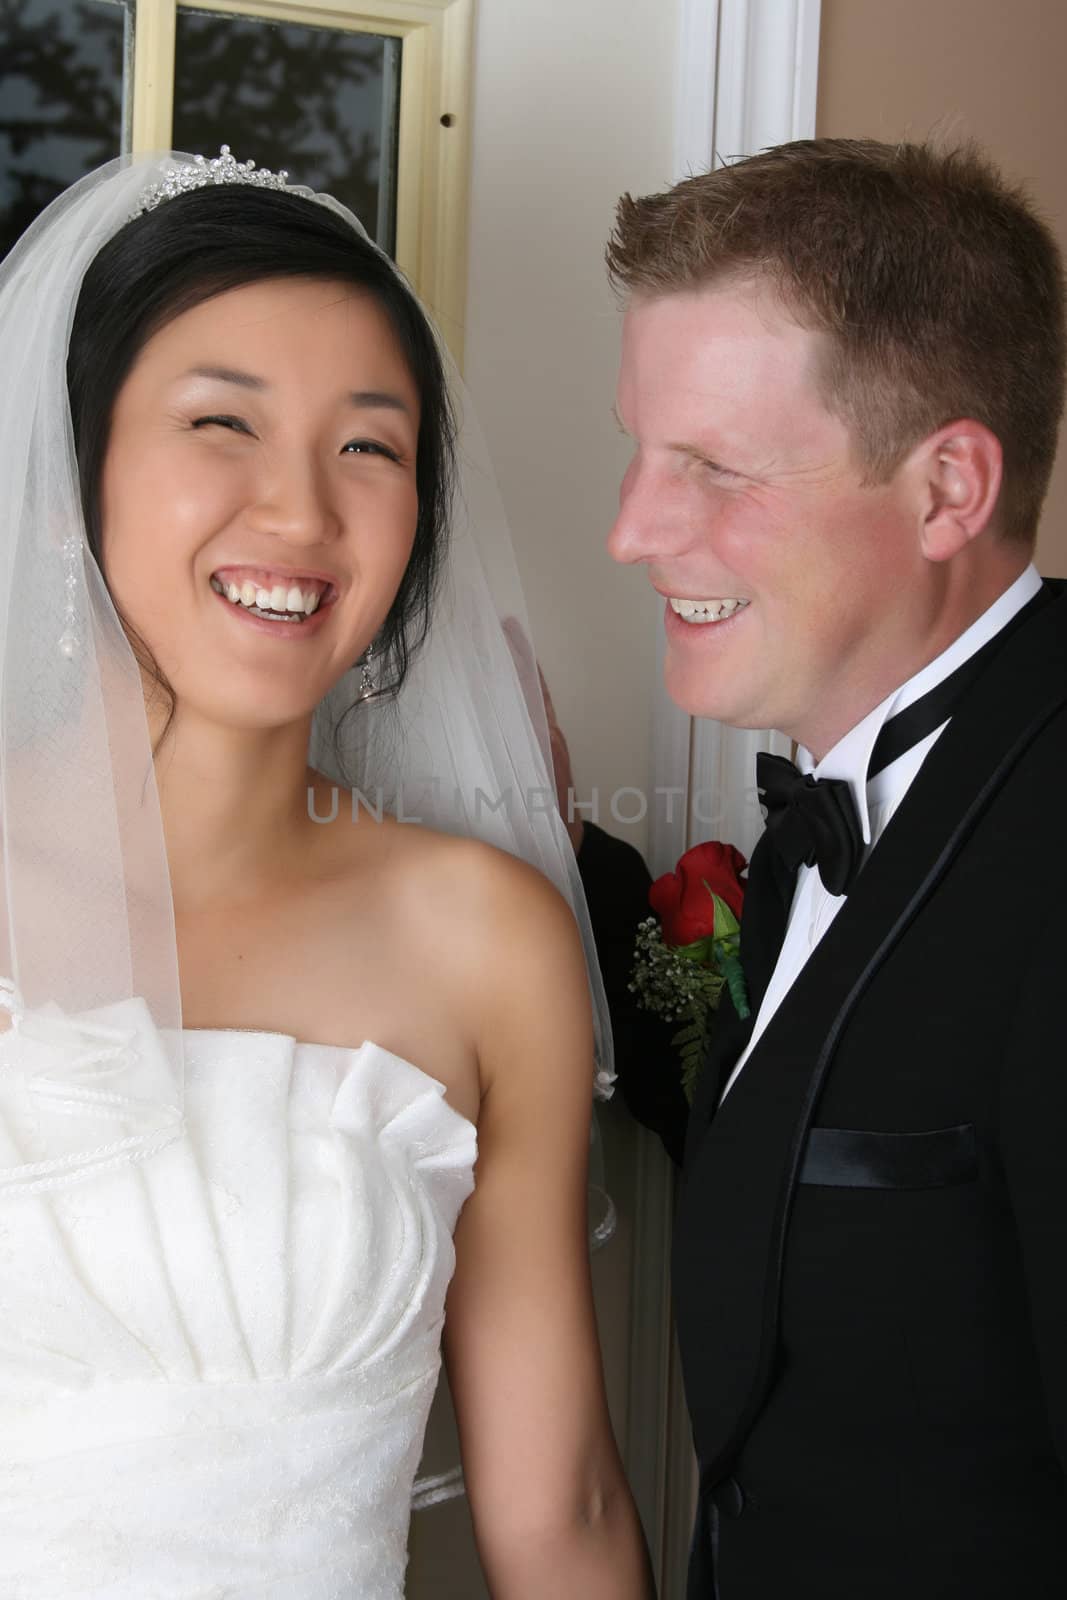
[720,564,1043,1101]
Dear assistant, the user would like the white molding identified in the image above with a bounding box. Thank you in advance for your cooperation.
[637,2,822,1594]
[715,0,821,162]
[794,0,823,143]
[685,0,822,854]
[644,0,722,888]
[648,0,823,882]
[673,0,720,181]
[687,721,793,861]
[623,8,721,1587]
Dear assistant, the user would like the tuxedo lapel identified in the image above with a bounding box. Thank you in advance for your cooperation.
[674,583,1067,1486]
[738,828,796,1010]
[682,830,795,1160]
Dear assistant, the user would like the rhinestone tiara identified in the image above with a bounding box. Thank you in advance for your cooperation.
[134,145,298,215]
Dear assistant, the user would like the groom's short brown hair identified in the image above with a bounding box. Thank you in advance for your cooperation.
[607,139,1065,543]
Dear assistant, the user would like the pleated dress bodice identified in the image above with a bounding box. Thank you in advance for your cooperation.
[0,1018,478,1599]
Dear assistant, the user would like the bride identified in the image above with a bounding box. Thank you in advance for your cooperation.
[0,150,652,1597]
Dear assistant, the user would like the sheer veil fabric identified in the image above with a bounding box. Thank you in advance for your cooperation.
[0,151,613,1203]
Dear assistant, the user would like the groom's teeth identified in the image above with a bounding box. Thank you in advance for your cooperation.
[669,596,750,622]
[241,580,257,607]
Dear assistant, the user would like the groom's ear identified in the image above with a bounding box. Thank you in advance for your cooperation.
[908,421,1003,562]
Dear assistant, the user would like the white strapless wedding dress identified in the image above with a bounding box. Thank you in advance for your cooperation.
[0,1021,478,1598]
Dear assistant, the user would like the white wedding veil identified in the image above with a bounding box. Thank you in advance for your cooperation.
[0,151,613,1199]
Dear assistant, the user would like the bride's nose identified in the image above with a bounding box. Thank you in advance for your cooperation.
[244,451,341,546]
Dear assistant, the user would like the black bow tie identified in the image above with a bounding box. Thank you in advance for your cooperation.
[755,586,1049,897]
[755,754,862,897]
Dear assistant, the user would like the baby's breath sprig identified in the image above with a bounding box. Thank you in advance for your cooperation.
[629,918,724,1023]
[630,897,747,1103]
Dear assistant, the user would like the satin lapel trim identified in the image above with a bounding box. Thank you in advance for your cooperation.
[682,833,793,1162]
[675,586,1067,1482]
[738,829,796,1011]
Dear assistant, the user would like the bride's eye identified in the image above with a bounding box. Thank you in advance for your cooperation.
[341,439,402,463]
[192,414,253,435]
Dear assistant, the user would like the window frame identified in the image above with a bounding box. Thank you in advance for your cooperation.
[130,0,474,363]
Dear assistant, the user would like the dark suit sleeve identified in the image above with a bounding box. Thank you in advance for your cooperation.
[576,821,688,1165]
[997,921,1067,1466]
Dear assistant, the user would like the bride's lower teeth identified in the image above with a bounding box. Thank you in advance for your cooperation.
[247,604,305,623]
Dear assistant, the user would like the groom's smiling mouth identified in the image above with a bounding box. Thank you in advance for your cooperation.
[667,596,751,624]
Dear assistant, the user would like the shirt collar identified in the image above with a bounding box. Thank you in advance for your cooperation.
[796,565,1042,845]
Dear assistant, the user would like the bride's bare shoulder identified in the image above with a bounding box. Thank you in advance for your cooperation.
[306,774,580,971]
[376,812,568,919]
[292,780,591,1102]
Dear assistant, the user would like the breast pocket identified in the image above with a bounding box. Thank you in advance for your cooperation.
[799,1123,979,1189]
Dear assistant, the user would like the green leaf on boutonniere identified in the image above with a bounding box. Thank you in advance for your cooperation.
[708,890,741,942]
[675,936,715,964]
[717,952,750,1020]
[707,893,749,1017]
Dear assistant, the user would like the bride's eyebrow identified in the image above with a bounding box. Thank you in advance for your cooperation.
[179,367,411,415]
[347,390,412,415]
[182,364,266,391]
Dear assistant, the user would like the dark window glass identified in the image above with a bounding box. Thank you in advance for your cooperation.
[173,6,401,255]
[0,0,131,261]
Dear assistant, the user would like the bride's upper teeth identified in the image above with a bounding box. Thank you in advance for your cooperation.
[669,596,749,621]
[211,574,325,616]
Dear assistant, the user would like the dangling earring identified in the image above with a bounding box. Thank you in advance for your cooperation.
[58,533,82,659]
[356,639,377,701]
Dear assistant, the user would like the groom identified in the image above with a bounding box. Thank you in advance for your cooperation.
[606,139,1067,1597]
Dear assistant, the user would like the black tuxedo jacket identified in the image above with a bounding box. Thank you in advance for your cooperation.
[674,582,1067,1599]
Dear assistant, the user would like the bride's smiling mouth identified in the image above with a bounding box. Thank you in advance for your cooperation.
[208,565,339,628]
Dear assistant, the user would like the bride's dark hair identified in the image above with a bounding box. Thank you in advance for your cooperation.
[66,184,456,718]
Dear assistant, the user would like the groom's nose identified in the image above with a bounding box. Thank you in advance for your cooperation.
[607,453,691,566]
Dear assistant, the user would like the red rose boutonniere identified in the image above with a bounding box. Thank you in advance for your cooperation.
[631,841,751,1102]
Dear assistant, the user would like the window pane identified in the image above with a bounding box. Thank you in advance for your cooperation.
[173,7,401,255]
[0,0,132,261]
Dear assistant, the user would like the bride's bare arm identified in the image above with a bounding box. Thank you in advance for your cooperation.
[442,853,655,1599]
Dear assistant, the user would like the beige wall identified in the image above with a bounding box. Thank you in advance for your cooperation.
[817,0,1067,576]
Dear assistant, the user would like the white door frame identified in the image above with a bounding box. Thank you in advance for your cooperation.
[625,4,821,1594]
